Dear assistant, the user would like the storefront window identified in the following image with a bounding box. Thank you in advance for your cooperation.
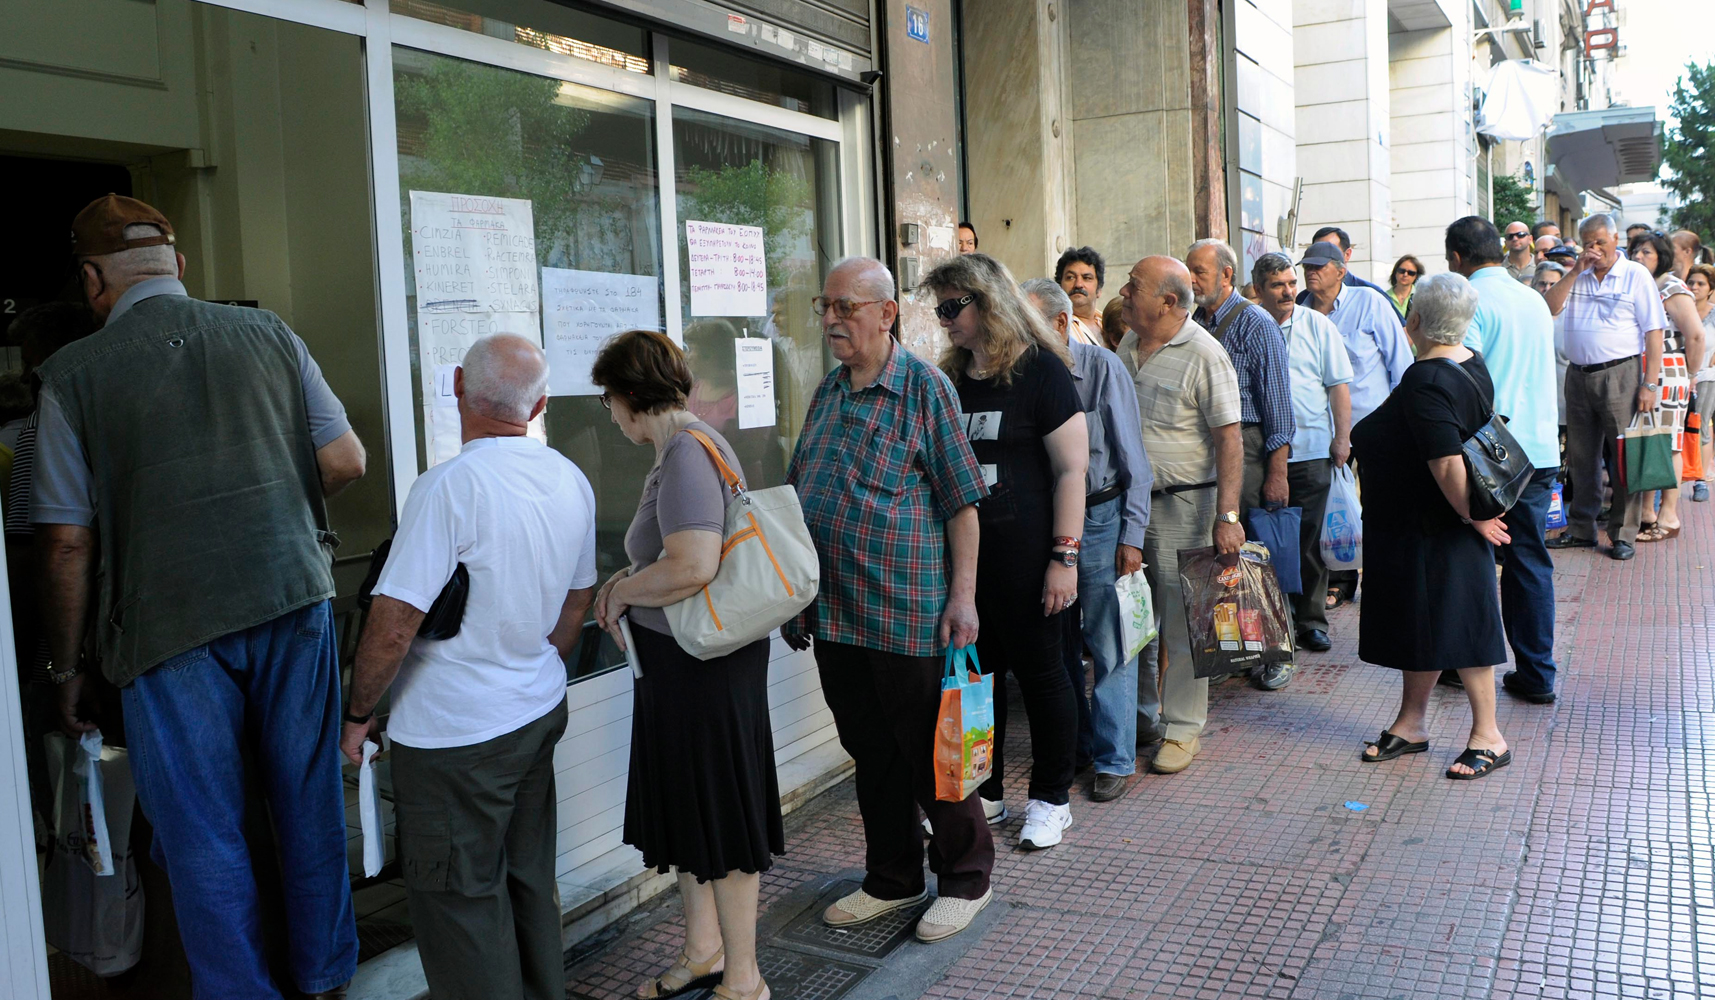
[669,37,838,119]
[391,0,650,72]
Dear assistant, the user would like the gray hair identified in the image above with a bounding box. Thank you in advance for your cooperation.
[461,333,548,422]
[1251,252,1294,289]
[1535,262,1566,277]
[1186,238,1238,281]
[84,224,177,284]
[1409,272,1480,346]
[1579,213,1619,238]
[827,256,896,301]
[1158,269,1194,312]
[1019,278,1073,328]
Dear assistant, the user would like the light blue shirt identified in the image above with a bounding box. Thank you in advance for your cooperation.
[1463,265,1561,470]
[1324,284,1411,424]
[1067,339,1153,546]
[1277,306,1353,463]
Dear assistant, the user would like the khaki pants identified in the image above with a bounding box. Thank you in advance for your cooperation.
[1139,485,1217,743]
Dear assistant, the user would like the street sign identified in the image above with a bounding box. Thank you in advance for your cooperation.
[906,6,929,43]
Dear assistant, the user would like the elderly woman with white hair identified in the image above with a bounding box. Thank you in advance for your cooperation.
[1350,272,1514,781]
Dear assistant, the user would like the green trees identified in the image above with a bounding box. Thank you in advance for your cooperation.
[1491,173,1537,233]
[1665,61,1715,237]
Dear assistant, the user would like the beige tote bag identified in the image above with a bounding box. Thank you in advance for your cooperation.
[664,429,820,660]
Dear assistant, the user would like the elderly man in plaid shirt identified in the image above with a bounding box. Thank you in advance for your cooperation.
[783,256,996,944]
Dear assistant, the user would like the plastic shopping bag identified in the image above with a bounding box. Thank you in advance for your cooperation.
[42,731,144,976]
[1179,543,1295,679]
[1246,506,1303,594]
[1683,409,1704,482]
[1546,480,1568,531]
[358,739,385,879]
[933,646,995,802]
[1320,465,1363,570]
[1618,411,1677,495]
[1115,569,1158,662]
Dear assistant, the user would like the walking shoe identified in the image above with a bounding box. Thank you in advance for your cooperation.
[1297,628,1331,652]
[1254,662,1296,690]
[1502,670,1556,704]
[823,888,928,928]
[921,814,933,838]
[914,889,993,943]
[980,796,1009,825]
[1545,533,1595,550]
[1610,540,1636,561]
[1090,772,1130,802]
[1151,736,1200,773]
[1437,669,1464,689]
[1694,482,1710,502]
[1017,799,1073,850]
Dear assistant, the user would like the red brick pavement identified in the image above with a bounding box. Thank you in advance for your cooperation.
[566,506,1715,1000]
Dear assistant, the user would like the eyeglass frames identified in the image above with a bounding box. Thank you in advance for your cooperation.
[1505,231,1532,240]
[934,293,976,321]
[1395,267,1419,277]
[812,296,883,319]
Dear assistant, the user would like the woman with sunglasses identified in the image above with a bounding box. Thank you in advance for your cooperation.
[589,330,782,1000]
[1627,232,1704,542]
[1387,255,1424,317]
[924,253,1089,851]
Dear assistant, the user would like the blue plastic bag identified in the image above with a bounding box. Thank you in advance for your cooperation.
[1246,506,1303,594]
[934,647,995,802]
[1545,480,1567,531]
[1321,465,1363,570]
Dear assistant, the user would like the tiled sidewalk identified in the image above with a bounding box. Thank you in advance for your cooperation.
[565,506,1714,1000]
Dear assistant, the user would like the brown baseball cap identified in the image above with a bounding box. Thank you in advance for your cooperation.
[71,193,176,257]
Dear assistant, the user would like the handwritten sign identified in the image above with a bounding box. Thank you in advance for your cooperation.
[408,190,540,464]
[686,220,767,318]
[540,268,661,396]
[735,338,775,430]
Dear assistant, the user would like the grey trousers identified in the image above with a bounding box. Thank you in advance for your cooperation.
[391,698,569,1000]
[1696,386,1714,482]
[1138,485,1217,743]
[1565,357,1645,545]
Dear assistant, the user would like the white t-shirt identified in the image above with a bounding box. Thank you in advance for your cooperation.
[1697,309,1715,385]
[376,435,598,749]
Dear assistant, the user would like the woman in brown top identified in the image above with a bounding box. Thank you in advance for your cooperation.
[590,330,781,1000]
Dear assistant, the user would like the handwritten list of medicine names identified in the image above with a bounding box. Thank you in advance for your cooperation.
[409,191,541,464]
[686,220,767,318]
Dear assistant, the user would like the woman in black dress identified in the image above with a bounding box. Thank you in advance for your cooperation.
[1350,273,1514,780]
[924,253,1088,850]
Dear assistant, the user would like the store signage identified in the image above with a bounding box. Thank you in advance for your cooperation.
[907,7,930,43]
[1584,0,1618,56]
[539,267,660,397]
[735,338,775,429]
[685,220,767,318]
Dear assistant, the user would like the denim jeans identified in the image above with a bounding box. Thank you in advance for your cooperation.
[1064,497,1139,776]
[122,601,357,999]
[1499,468,1559,694]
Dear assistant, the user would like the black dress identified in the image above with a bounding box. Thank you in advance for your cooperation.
[1350,354,1507,672]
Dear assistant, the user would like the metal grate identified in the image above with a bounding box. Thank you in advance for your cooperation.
[779,880,929,959]
[681,945,869,1000]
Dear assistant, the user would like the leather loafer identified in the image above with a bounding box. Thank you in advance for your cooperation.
[1502,670,1556,704]
[1610,540,1636,560]
[1297,628,1331,652]
[1090,772,1130,802]
[1545,533,1595,550]
[1151,736,1200,774]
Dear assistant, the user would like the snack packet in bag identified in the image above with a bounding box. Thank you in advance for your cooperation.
[1178,543,1295,679]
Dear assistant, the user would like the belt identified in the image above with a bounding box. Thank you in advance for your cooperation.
[1086,482,1123,508]
[1572,357,1634,374]
[1151,481,1215,498]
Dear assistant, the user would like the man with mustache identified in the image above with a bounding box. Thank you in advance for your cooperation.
[1057,246,1108,348]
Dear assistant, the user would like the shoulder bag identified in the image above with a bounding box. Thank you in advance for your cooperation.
[356,537,470,641]
[1433,358,1532,521]
[664,429,820,660]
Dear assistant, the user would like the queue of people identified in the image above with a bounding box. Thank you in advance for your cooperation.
[11,190,1704,1000]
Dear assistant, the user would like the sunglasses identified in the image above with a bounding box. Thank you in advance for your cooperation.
[1506,232,1531,240]
[1396,268,1419,277]
[812,296,883,319]
[935,293,976,321]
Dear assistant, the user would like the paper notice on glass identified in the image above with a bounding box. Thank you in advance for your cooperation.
[409,190,540,464]
[735,338,775,430]
[685,220,767,318]
[540,268,661,396]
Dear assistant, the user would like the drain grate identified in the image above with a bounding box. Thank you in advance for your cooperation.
[780,880,929,959]
[682,945,869,1000]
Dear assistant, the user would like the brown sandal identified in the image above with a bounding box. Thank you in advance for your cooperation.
[1638,524,1680,543]
[639,947,725,999]
[712,979,771,1000]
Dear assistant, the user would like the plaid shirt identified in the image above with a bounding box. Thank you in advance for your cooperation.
[1195,291,1296,455]
[787,341,988,657]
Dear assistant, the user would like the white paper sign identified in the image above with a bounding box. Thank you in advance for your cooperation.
[409,190,540,464]
[540,268,661,396]
[686,220,768,318]
[735,338,775,430]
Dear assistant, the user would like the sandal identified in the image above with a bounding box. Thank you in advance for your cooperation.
[1325,587,1348,611]
[1362,730,1429,762]
[1446,747,1512,780]
[712,979,770,1000]
[639,947,725,999]
[1638,524,1680,543]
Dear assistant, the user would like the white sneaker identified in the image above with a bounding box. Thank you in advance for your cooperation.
[980,796,1008,825]
[1017,799,1072,850]
[921,814,933,838]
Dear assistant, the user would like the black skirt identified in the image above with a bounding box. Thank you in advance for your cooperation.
[1356,511,1507,672]
[623,624,784,882]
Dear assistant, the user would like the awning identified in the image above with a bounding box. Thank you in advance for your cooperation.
[1546,107,1663,195]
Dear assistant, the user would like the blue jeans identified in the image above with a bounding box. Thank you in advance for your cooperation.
[122,602,357,999]
[1499,468,1558,694]
[1065,497,1139,776]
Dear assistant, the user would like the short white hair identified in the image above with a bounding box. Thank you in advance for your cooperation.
[827,256,896,301]
[1410,272,1480,346]
[461,334,548,422]
[1186,238,1238,280]
[1579,213,1619,239]
[85,224,177,284]
[1019,278,1073,327]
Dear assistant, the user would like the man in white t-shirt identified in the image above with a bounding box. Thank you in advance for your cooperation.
[340,334,597,1000]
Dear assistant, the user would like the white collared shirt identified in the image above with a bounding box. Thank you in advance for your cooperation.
[1560,257,1667,366]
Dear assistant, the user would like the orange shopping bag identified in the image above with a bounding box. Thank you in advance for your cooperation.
[1683,410,1704,482]
[933,646,994,801]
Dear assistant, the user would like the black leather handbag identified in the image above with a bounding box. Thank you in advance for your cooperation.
[356,537,470,641]
[1436,358,1532,522]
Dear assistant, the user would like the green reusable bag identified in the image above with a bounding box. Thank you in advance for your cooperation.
[1620,411,1678,495]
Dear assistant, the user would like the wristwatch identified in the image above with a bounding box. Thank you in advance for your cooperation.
[1218,510,1241,525]
[1052,549,1079,568]
[1643,381,1660,391]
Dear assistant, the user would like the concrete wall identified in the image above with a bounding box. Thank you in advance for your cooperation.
[1388,22,1465,274]
[1293,0,1392,282]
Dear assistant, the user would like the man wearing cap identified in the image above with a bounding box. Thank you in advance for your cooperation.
[1295,227,1401,320]
[1299,241,1410,428]
[34,194,367,999]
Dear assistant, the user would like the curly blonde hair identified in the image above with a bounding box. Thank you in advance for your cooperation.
[925,253,1071,386]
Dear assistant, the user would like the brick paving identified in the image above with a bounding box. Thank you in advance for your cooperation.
[565,506,1715,1000]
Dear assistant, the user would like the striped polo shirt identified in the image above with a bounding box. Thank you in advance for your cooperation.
[1118,315,1242,489]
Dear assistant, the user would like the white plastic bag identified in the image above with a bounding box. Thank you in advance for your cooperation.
[42,730,144,976]
[358,739,384,878]
[1321,465,1363,570]
[1115,568,1158,662]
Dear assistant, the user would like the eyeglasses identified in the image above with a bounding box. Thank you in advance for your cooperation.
[1506,232,1531,240]
[934,293,976,321]
[1396,268,1419,277]
[812,296,883,319]
[599,392,617,410]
